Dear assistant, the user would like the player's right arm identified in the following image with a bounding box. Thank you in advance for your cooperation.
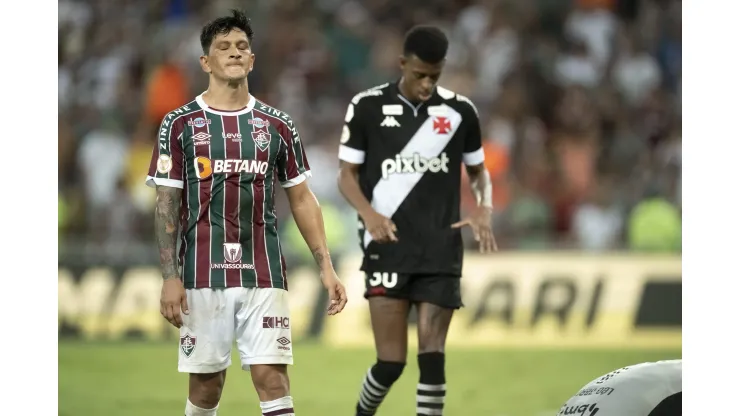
[337,100,398,243]
[146,114,189,328]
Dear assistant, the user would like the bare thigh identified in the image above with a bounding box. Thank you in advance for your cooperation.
[369,297,410,362]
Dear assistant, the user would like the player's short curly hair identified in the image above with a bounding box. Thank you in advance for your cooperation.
[200,9,255,54]
[403,25,448,64]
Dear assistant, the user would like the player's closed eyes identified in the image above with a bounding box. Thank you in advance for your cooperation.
[217,42,249,51]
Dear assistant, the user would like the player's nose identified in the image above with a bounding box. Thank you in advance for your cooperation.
[420,78,434,92]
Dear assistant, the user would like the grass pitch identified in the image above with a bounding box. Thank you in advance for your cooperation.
[59,342,680,416]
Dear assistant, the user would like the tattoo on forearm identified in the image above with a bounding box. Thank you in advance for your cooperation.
[155,186,182,280]
[311,247,328,267]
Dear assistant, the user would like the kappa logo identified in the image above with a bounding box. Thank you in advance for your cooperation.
[276,336,291,351]
[187,117,211,128]
[156,155,172,174]
[180,333,196,357]
[252,130,271,151]
[380,116,401,127]
[192,131,212,146]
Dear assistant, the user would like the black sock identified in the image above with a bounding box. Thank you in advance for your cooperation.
[355,360,405,416]
[417,352,446,416]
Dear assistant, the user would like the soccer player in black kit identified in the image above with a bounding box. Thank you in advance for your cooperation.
[337,26,497,416]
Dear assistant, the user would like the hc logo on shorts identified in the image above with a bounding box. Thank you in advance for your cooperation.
[262,316,290,329]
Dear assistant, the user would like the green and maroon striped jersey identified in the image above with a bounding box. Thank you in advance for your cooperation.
[146,94,311,290]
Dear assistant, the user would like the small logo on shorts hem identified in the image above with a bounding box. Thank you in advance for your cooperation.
[180,333,197,357]
[276,337,291,351]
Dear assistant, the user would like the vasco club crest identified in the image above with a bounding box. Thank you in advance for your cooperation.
[223,243,243,263]
[180,333,196,357]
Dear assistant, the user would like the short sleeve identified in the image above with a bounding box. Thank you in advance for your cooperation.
[146,114,185,188]
[338,101,368,164]
[276,118,312,188]
[459,95,485,166]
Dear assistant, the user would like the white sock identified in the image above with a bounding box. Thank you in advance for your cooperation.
[185,399,218,416]
[260,396,295,415]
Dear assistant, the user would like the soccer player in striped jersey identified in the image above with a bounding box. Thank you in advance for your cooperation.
[145,10,347,416]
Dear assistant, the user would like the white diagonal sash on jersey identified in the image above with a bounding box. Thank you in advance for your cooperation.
[364,104,462,248]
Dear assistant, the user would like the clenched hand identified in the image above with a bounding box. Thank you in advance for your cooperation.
[160,278,189,328]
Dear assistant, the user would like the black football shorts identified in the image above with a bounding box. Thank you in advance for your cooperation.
[363,271,463,309]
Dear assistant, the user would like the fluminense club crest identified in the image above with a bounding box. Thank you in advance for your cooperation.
[252,130,271,152]
[223,243,243,263]
[180,333,196,357]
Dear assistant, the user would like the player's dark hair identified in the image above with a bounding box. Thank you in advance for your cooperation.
[403,25,448,64]
[200,9,254,54]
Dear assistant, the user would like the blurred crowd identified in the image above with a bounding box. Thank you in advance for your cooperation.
[58,0,682,265]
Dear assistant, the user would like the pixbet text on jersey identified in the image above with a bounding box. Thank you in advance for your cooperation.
[380,152,450,179]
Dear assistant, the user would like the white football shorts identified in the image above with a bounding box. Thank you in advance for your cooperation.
[177,287,293,373]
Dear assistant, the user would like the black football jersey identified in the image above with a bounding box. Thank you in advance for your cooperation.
[338,80,485,275]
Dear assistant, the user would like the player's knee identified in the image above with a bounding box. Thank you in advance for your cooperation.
[418,327,448,353]
[372,360,406,386]
[252,365,290,400]
[189,373,225,409]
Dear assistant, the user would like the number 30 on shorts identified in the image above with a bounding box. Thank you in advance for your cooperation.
[368,272,398,288]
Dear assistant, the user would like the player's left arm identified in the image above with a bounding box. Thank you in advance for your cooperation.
[451,97,498,253]
[278,119,348,315]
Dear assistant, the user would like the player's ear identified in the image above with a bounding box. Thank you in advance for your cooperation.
[199,55,212,74]
[399,54,406,70]
[249,53,255,73]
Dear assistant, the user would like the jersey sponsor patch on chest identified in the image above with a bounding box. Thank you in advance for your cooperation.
[427,105,448,117]
[194,157,269,179]
[212,242,255,270]
[382,104,403,115]
[187,117,211,128]
[222,132,242,142]
[381,152,450,179]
